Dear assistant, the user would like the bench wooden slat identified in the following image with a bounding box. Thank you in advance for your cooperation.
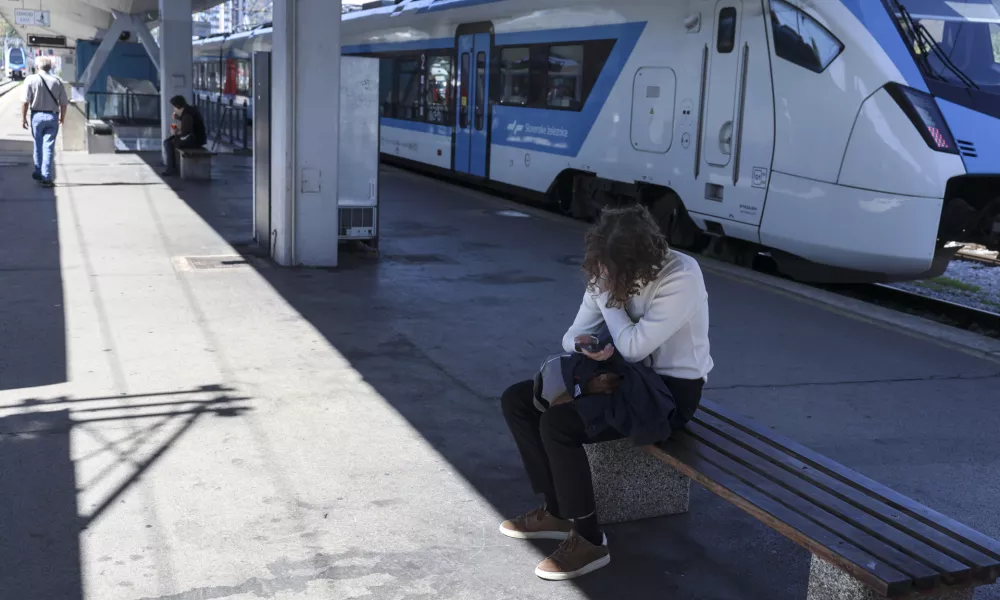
[685,420,971,585]
[693,411,998,581]
[699,401,1000,574]
[666,431,941,590]
[646,437,914,597]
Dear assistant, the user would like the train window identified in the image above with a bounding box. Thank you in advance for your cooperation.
[717,7,737,54]
[475,51,486,130]
[547,44,584,109]
[495,39,613,111]
[500,47,531,106]
[770,0,844,73]
[396,57,421,120]
[379,59,395,117]
[460,52,470,129]
[237,60,251,95]
[425,54,453,125]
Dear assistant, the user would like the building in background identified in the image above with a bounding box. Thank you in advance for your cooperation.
[231,0,273,31]
[194,2,233,36]
[192,0,360,37]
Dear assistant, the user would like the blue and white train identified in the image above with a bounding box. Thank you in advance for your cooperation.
[5,46,28,81]
[193,0,1000,283]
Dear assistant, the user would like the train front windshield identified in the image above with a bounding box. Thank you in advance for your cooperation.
[9,48,24,67]
[893,0,1000,90]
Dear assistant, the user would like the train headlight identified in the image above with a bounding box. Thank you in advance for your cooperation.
[885,83,959,154]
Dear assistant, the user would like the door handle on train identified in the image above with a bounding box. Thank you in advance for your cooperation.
[719,121,733,155]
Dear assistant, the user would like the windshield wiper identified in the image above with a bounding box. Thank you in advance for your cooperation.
[890,0,980,90]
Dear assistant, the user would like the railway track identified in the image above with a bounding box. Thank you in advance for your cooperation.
[956,249,1000,267]
[825,283,1000,339]
[0,80,20,97]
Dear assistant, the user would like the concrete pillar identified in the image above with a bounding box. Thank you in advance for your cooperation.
[158,0,193,165]
[270,0,342,267]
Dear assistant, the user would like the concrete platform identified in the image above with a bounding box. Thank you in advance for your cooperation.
[1,89,999,600]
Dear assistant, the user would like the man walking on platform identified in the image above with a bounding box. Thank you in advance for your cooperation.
[20,57,68,188]
[161,95,207,177]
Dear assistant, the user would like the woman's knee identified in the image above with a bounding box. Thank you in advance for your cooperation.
[539,404,587,446]
[500,379,534,418]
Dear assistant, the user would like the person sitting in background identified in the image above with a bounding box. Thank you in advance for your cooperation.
[161,95,207,177]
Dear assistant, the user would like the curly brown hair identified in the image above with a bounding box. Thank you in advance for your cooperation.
[582,204,669,308]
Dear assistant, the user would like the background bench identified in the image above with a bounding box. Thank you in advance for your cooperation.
[178,148,214,181]
[586,400,1000,599]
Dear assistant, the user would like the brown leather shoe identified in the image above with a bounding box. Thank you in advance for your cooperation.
[499,506,573,540]
[535,530,610,581]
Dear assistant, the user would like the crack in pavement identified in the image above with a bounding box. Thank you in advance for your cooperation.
[706,371,1000,392]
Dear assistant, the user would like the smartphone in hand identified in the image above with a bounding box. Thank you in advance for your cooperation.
[574,335,601,354]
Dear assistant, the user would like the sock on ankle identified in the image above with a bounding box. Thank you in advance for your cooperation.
[572,513,603,546]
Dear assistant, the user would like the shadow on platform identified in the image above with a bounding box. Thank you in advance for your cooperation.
[0,139,66,391]
[0,385,250,599]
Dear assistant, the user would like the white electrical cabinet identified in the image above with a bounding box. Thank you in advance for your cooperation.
[339,56,380,245]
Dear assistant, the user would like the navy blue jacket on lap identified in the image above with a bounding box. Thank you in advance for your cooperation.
[536,326,681,446]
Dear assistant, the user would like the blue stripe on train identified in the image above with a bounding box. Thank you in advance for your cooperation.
[492,22,646,157]
[353,22,647,159]
[835,0,928,92]
[343,38,452,55]
[381,118,453,137]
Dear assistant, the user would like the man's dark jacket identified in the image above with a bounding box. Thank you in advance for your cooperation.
[178,105,208,147]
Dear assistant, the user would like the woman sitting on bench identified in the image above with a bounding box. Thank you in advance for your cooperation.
[161,95,207,177]
[499,203,714,581]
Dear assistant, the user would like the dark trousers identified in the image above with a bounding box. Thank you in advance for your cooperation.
[163,136,201,172]
[501,375,704,520]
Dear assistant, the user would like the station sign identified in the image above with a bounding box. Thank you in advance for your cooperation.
[14,9,51,27]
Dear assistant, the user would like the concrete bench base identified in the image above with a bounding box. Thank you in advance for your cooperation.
[179,150,213,181]
[806,556,973,600]
[586,438,690,525]
[86,122,116,155]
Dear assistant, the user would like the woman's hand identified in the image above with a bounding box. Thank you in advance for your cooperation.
[581,343,614,362]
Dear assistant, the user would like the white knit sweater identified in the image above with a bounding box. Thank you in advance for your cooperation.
[561,250,714,381]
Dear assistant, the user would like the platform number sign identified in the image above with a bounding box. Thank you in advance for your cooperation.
[751,167,769,189]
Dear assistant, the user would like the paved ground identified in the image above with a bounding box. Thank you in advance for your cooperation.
[1,89,999,600]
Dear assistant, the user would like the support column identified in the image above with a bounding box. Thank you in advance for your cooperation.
[270,0,342,267]
[158,0,193,165]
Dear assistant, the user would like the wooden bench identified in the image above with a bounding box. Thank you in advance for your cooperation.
[586,400,1000,599]
[178,147,215,181]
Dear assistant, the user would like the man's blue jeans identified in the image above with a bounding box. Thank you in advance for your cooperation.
[31,111,59,182]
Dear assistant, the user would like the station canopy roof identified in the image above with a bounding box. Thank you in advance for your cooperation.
[1,0,226,49]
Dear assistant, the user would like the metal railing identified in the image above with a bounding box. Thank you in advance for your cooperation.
[86,91,161,124]
[195,96,251,150]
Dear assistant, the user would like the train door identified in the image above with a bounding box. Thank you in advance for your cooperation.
[704,0,742,168]
[454,31,492,177]
[688,0,773,231]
